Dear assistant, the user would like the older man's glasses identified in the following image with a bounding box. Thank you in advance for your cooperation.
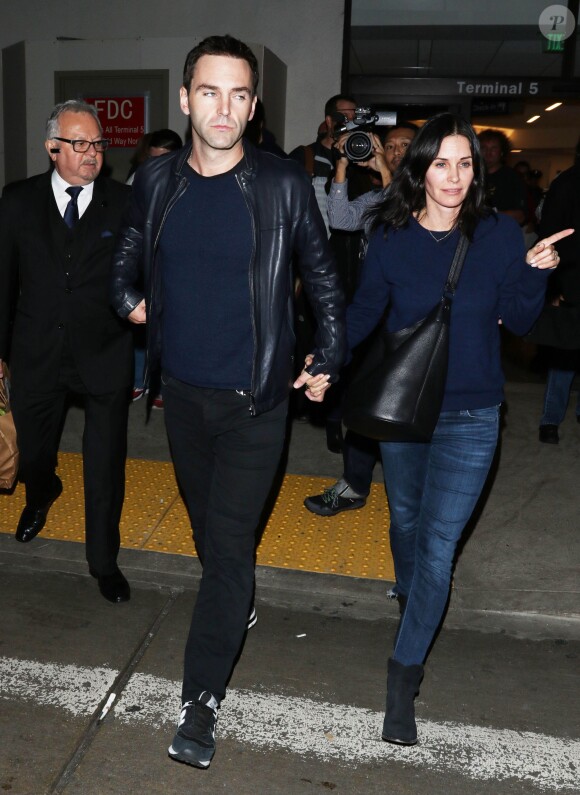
[53,137,110,153]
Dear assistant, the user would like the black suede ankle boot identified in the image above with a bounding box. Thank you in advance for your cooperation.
[382,657,424,745]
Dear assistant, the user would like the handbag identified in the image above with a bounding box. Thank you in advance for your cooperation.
[343,233,470,442]
[0,366,19,490]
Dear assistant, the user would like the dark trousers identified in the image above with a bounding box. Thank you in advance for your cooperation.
[162,375,288,703]
[11,354,129,575]
[343,429,378,496]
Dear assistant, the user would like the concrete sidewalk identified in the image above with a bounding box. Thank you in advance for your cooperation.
[0,382,579,794]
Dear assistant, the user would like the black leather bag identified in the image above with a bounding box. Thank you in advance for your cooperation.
[343,234,469,442]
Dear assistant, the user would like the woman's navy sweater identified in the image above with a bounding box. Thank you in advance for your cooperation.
[346,214,549,411]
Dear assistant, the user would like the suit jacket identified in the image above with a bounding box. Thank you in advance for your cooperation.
[0,171,132,394]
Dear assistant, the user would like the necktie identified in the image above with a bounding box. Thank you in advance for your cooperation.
[64,186,83,229]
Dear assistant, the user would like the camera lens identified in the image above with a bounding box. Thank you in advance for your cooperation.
[344,132,373,162]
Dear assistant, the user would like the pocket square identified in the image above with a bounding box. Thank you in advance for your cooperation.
[100,230,114,238]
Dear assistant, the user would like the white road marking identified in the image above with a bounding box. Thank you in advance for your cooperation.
[1,657,578,791]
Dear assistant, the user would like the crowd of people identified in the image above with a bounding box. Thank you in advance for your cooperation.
[0,32,573,772]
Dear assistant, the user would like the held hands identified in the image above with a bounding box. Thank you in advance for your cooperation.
[293,354,331,402]
[128,298,147,324]
[526,229,574,269]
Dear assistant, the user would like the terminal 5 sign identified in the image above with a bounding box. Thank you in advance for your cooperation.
[456,80,540,96]
[351,77,580,100]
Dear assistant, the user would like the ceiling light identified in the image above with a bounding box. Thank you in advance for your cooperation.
[545,102,562,111]
[511,149,522,153]
[526,115,540,123]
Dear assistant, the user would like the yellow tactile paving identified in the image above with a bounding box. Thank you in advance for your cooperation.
[0,452,394,581]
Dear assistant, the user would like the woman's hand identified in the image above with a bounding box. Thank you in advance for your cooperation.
[526,229,574,269]
[293,354,331,402]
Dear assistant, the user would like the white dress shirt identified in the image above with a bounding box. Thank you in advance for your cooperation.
[51,170,94,219]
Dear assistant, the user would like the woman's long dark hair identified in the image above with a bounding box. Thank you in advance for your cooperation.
[367,112,490,240]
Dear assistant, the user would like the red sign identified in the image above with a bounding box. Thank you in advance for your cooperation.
[85,96,147,148]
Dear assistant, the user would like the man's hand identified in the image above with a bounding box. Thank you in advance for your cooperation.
[358,134,391,186]
[0,359,3,379]
[128,299,147,324]
[293,355,331,402]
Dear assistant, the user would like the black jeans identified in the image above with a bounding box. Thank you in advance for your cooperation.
[162,375,288,703]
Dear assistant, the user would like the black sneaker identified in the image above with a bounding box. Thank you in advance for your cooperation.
[247,606,257,630]
[168,691,218,769]
[304,478,366,517]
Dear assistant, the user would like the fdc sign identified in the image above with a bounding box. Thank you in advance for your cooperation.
[85,96,146,148]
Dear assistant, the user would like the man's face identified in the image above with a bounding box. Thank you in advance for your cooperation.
[480,137,503,172]
[326,100,356,137]
[179,54,256,152]
[45,111,103,185]
[383,127,416,175]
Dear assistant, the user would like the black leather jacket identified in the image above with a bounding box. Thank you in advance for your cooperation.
[110,142,346,415]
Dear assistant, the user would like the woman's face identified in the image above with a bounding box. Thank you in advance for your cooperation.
[424,134,474,215]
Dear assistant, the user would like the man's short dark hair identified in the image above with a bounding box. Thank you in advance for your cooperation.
[324,94,357,119]
[478,128,511,162]
[182,34,259,95]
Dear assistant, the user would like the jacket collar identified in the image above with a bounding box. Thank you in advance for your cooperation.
[173,140,258,182]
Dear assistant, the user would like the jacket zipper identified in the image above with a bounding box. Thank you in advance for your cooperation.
[236,170,257,416]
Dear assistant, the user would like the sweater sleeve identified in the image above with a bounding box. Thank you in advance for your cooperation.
[496,216,550,336]
[346,230,391,350]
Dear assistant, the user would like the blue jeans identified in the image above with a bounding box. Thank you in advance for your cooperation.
[380,406,500,666]
[540,369,580,426]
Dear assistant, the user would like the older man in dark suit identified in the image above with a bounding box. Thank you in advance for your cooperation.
[0,100,132,602]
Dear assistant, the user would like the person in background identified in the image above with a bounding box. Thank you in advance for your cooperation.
[344,112,569,746]
[0,100,132,603]
[479,128,526,226]
[289,95,366,433]
[536,141,580,444]
[129,128,184,408]
[244,98,286,157]
[126,132,153,184]
[305,123,419,518]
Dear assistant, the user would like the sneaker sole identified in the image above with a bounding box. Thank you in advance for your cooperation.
[303,498,366,517]
[168,736,214,769]
[247,609,257,630]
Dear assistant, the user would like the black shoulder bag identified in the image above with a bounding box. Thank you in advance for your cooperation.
[343,233,470,442]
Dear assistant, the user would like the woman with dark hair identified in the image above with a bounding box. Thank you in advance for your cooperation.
[346,112,572,746]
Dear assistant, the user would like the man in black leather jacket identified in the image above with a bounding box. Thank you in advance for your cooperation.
[110,35,345,770]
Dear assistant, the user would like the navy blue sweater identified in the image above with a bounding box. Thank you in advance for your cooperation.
[347,214,549,410]
[159,165,253,389]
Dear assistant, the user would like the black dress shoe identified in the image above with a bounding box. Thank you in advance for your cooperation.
[90,567,130,603]
[15,478,63,543]
[539,424,559,444]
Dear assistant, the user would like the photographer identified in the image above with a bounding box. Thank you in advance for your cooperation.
[328,124,419,234]
[305,123,419,519]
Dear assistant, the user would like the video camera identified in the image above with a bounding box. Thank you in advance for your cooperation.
[334,107,397,162]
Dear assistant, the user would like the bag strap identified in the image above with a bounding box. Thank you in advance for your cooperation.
[444,234,470,297]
